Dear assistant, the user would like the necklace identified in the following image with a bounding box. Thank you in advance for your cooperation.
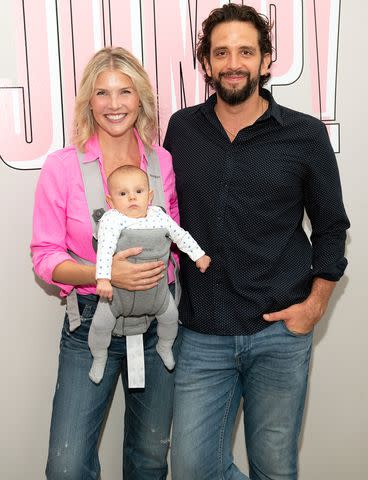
[222,125,237,138]
[217,97,267,140]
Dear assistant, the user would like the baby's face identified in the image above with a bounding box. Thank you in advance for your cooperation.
[108,170,153,218]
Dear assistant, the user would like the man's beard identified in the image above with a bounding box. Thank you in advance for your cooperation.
[213,70,259,106]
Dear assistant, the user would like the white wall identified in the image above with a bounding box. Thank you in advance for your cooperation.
[1,1,366,478]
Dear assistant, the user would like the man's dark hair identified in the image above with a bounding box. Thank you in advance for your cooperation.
[196,3,273,88]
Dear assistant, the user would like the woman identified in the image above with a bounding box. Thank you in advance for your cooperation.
[31,47,179,479]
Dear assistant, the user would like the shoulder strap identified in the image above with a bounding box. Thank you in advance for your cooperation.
[76,145,181,305]
[145,147,166,210]
[77,149,107,241]
[145,147,181,304]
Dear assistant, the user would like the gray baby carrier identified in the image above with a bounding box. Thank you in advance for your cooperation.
[66,147,181,336]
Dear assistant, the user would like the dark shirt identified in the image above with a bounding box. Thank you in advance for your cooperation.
[163,89,350,335]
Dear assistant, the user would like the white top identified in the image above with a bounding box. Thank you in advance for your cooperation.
[96,206,205,279]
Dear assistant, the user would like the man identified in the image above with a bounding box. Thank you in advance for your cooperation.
[164,3,350,480]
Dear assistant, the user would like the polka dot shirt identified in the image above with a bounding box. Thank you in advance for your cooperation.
[163,89,350,335]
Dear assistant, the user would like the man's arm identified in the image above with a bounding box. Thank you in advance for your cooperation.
[303,123,350,282]
[264,123,348,333]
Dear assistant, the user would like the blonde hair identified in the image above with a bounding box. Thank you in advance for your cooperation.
[72,47,157,151]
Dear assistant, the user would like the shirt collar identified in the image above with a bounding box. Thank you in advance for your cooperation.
[81,129,148,166]
[82,134,101,163]
[260,88,284,125]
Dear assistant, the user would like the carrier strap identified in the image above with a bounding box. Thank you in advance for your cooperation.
[67,146,181,335]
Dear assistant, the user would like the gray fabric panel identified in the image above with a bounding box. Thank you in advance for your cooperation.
[110,228,171,319]
[77,150,107,241]
[66,289,81,331]
[69,148,180,336]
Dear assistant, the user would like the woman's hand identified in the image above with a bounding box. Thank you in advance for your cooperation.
[111,247,165,291]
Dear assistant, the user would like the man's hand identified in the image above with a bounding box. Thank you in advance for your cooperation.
[263,298,324,334]
[263,278,336,334]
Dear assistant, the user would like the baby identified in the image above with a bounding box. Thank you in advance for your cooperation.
[89,164,211,383]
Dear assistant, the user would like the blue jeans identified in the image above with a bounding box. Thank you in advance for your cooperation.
[171,321,313,480]
[46,290,180,480]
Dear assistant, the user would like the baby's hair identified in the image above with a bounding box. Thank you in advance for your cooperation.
[107,165,149,190]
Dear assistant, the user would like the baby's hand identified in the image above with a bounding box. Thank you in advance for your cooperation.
[195,255,211,273]
[96,278,113,300]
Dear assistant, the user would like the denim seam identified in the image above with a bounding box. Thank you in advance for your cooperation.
[218,372,240,480]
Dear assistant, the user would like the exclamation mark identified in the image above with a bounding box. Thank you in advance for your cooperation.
[308,0,341,152]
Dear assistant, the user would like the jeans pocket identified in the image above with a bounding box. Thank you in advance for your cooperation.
[79,304,95,322]
[282,321,313,337]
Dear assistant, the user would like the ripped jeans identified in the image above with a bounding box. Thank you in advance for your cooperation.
[46,287,179,480]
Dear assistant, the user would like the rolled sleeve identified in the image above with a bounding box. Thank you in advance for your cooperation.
[305,125,350,281]
[30,152,75,289]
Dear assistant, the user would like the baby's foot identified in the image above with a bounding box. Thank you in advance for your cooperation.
[156,343,175,371]
[89,356,107,384]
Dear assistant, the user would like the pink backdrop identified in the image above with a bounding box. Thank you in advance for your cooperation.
[0,0,341,169]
